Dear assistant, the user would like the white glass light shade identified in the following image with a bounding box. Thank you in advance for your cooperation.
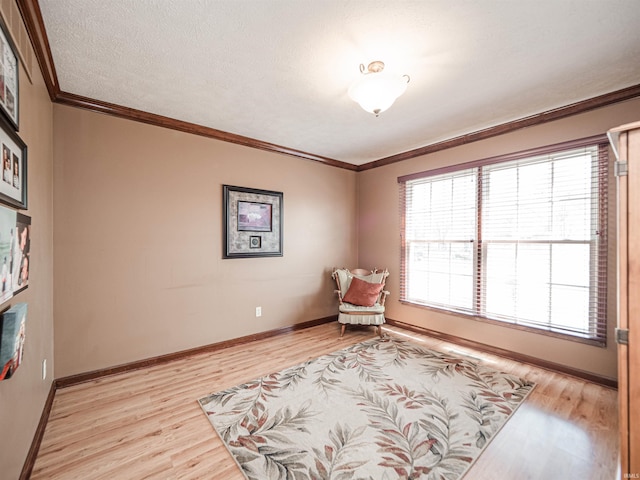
[348,67,409,116]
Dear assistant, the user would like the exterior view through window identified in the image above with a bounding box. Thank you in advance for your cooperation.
[399,139,608,344]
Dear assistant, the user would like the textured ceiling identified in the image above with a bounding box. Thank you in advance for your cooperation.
[38,0,640,165]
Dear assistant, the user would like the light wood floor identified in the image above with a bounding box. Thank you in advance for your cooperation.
[30,323,619,479]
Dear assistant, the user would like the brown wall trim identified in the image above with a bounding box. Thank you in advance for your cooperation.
[17,0,640,173]
[397,134,608,183]
[16,1,357,171]
[385,318,617,389]
[17,0,58,101]
[19,381,56,480]
[18,314,616,477]
[55,92,358,171]
[19,315,335,477]
[359,84,640,172]
[55,315,336,389]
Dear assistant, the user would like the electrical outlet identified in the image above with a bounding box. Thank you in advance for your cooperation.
[255,306,262,317]
[42,359,47,380]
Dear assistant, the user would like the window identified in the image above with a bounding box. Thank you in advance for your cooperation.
[399,137,609,344]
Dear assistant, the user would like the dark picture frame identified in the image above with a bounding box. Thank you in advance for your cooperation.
[0,302,27,381]
[223,185,283,258]
[0,115,26,209]
[0,17,18,131]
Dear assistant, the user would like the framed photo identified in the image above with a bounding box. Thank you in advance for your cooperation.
[0,207,30,306]
[0,18,18,130]
[12,213,30,295]
[238,201,272,232]
[0,114,26,209]
[0,302,27,381]
[223,185,283,258]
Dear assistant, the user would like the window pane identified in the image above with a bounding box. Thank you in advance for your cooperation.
[552,244,589,287]
[518,162,551,239]
[407,242,428,301]
[449,273,473,310]
[485,243,550,322]
[515,244,551,324]
[406,241,473,311]
[452,175,477,239]
[406,183,430,240]
[484,243,517,319]
[552,198,590,239]
[552,154,592,240]
[550,284,590,333]
[516,284,550,325]
[483,168,517,239]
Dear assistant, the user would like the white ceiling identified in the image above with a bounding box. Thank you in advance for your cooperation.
[38,0,640,166]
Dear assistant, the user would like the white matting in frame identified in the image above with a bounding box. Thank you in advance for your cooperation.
[0,115,26,209]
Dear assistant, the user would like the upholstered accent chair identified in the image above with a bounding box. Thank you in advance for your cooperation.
[331,268,390,337]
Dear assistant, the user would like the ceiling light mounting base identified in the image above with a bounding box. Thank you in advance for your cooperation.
[360,61,385,74]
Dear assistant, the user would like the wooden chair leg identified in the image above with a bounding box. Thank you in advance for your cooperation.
[340,324,346,337]
[377,325,382,337]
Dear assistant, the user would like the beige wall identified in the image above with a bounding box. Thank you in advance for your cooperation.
[52,97,640,382]
[358,96,640,381]
[52,105,358,377]
[0,55,55,478]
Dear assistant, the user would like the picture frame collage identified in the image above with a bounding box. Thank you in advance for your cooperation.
[0,17,24,211]
[0,17,29,380]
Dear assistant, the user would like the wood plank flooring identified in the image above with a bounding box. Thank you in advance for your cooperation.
[30,323,619,479]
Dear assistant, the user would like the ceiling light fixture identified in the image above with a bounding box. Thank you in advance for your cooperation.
[348,61,410,117]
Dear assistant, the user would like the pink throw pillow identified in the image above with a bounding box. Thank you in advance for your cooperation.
[342,276,384,307]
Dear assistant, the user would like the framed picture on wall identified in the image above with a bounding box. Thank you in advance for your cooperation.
[12,213,30,295]
[0,17,18,131]
[0,205,16,305]
[0,207,30,306]
[0,114,26,209]
[223,185,283,258]
[0,303,27,381]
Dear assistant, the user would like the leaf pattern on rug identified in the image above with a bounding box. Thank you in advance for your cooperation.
[344,342,395,384]
[418,356,471,381]
[199,336,535,480]
[373,336,434,369]
[461,391,497,449]
[354,387,441,478]
[232,402,316,480]
[313,353,351,397]
[308,424,369,480]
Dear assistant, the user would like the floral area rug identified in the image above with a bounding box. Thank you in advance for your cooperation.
[198,336,535,480]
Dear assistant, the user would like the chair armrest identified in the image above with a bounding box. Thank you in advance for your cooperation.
[334,289,345,304]
[379,290,390,306]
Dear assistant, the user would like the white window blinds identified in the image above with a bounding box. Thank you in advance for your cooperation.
[402,168,477,315]
[399,137,608,344]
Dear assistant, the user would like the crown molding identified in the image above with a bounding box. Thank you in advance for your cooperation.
[55,91,358,170]
[17,0,640,173]
[17,0,58,100]
[357,82,640,171]
[16,0,357,171]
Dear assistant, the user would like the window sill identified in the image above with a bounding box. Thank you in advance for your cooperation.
[399,300,607,348]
